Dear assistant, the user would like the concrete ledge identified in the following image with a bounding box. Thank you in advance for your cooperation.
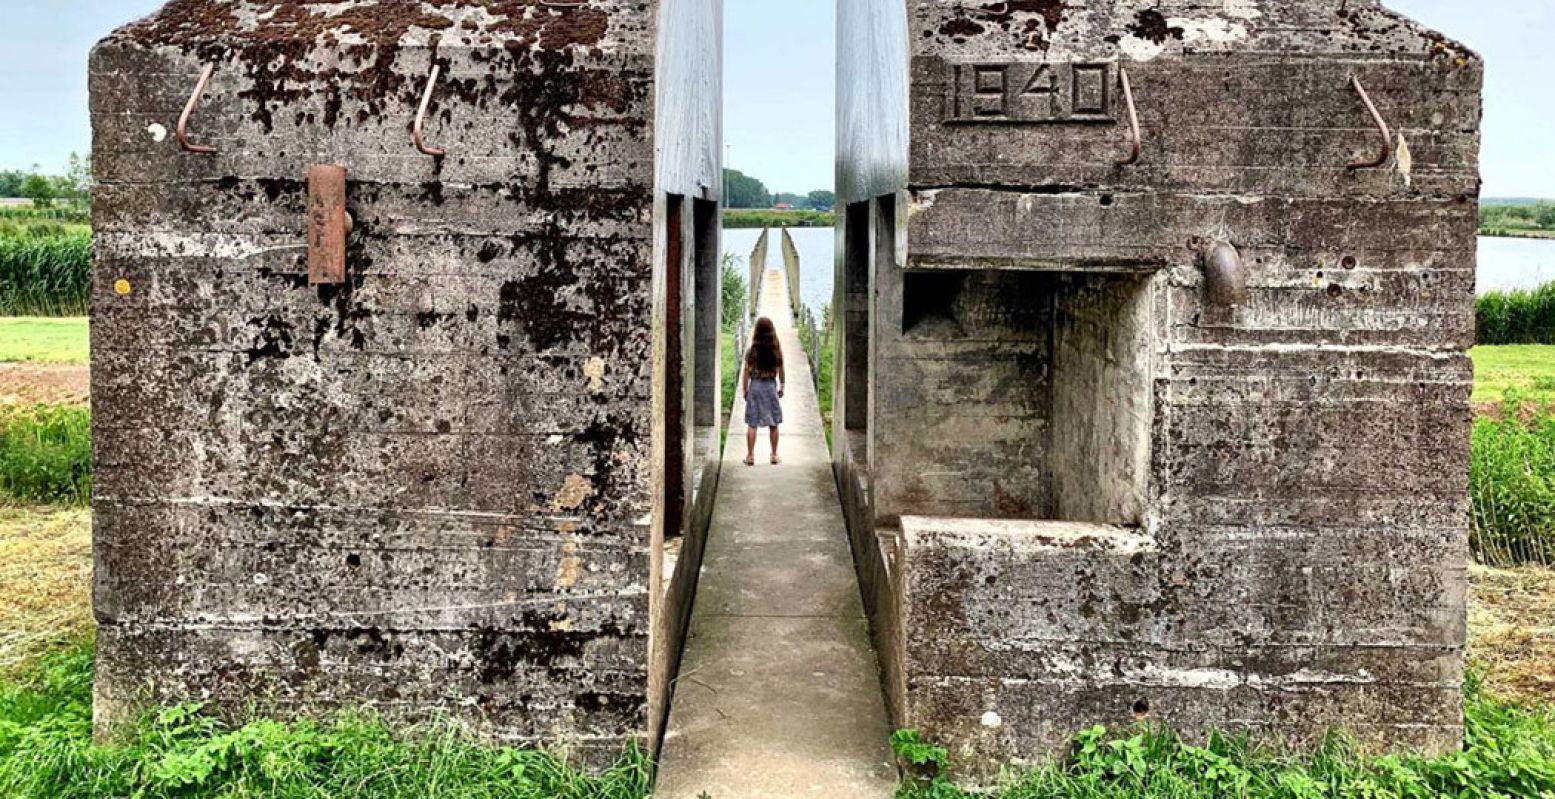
[900,517,1154,555]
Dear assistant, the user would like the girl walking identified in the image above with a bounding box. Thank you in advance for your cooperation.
[742,316,785,466]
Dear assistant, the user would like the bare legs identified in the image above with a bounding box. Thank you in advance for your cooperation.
[745,426,781,466]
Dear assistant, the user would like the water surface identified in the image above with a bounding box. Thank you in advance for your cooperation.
[724,229,1552,308]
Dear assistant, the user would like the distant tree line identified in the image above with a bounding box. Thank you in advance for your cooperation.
[0,154,92,208]
[1481,201,1555,237]
[723,168,834,211]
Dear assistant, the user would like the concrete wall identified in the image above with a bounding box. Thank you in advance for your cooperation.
[650,0,723,755]
[837,0,1481,779]
[90,0,718,765]
[1049,275,1153,526]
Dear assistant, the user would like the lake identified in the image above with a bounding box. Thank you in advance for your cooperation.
[1479,236,1555,294]
[724,228,1555,312]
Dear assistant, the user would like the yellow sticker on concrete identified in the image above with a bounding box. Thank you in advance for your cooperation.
[113,279,132,296]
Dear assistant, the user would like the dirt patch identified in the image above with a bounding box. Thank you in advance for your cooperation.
[1474,400,1555,421]
[1469,564,1555,705]
[0,364,90,407]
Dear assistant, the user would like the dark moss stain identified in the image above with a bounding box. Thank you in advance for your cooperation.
[244,315,297,363]
[936,1,1067,48]
[974,0,1067,32]
[1127,10,1185,46]
[256,177,302,204]
[416,310,454,330]
[309,627,406,660]
[474,616,637,685]
[573,413,641,516]
[494,227,647,354]
[939,17,986,38]
[316,274,373,352]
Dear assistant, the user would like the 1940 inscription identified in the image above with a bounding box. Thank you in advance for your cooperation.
[946,61,1115,124]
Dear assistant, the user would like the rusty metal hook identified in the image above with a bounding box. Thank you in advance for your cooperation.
[1117,67,1141,167]
[1347,75,1393,171]
[177,64,217,155]
[413,65,446,157]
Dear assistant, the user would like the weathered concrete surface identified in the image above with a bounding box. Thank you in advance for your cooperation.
[655,266,898,798]
[836,0,1480,780]
[90,0,719,764]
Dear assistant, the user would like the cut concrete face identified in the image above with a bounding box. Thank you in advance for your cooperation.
[836,0,1480,780]
[89,0,720,765]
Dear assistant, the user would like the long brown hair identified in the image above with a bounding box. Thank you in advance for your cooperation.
[746,316,783,375]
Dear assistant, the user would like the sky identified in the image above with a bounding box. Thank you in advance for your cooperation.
[1,0,1549,198]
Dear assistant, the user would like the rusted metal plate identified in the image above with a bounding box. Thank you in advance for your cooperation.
[307,164,348,285]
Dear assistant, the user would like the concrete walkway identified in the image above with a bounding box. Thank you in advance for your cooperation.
[655,263,898,798]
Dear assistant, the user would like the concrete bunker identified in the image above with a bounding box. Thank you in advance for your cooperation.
[89,0,723,765]
[837,0,1482,780]
[88,0,1482,782]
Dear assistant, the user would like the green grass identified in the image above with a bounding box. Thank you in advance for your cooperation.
[723,209,834,229]
[722,327,739,425]
[1471,345,1555,405]
[0,645,652,799]
[0,405,92,505]
[1471,407,1555,567]
[0,206,89,226]
[896,679,1555,799]
[0,318,89,364]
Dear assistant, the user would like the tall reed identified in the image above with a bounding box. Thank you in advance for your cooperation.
[1478,280,1555,345]
[0,232,91,317]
